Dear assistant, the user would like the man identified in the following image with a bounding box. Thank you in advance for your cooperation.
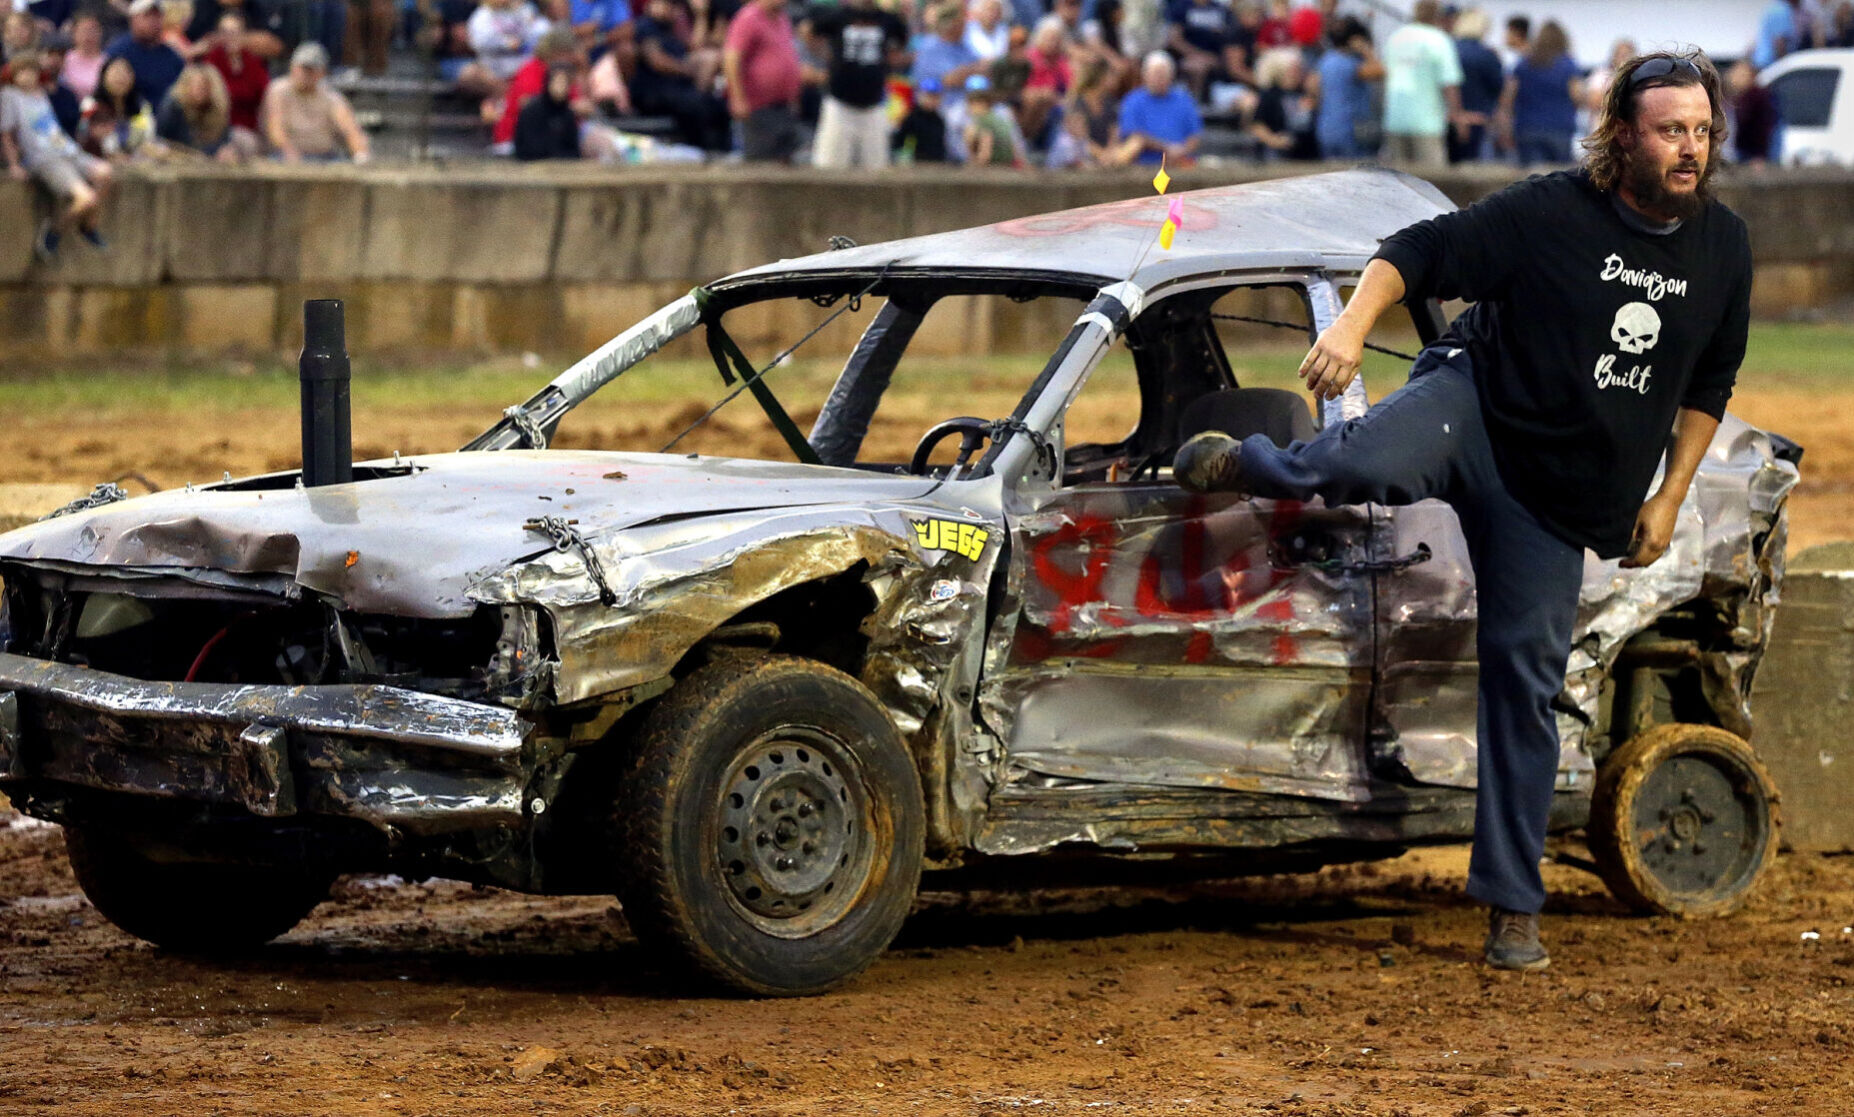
[1173,53,1749,972]
[806,0,906,169]
[1380,0,1461,169]
[964,0,1007,61]
[104,0,184,107]
[1117,50,1200,166]
[1449,7,1500,162]
[1165,0,1246,102]
[911,1,983,116]
[724,0,804,162]
[261,41,370,162]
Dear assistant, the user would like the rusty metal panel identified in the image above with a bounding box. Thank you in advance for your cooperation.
[1749,558,1854,852]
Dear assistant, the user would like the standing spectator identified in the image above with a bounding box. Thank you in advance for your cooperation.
[3,49,113,261]
[514,63,582,156]
[1727,59,1779,164]
[1581,37,1634,121]
[1165,0,1243,102]
[1448,7,1499,162]
[157,60,247,158]
[463,0,550,104]
[631,0,728,151]
[892,73,947,161]
[36,33,82,139]
[1116,49,1198,164]
[1253,0,1290,50]
[1379,0,1460,170]
[960,72,1019,163]
[61,14,108,97]
[80,55,156,156]
[911,2,982,114]
[260,40,370,161]
[723,0,803,161]
[1246,45,1314,158]
[203,12,268,132]
[964,0,1007,60]
[1309,16,1379,159]
[807,0,906,169]
[1752,0,1801,69]
[492,24,578,147]
[1500,14,1526,58]
[1018,15,1067,139]
[345,0,396,75]
[1498,19,1579,165]
[104,0,185,107]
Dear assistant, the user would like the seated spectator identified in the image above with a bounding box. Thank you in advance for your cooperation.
[160,0,195,55]
[1058,55,1138,166]
[961,72,1020,164]
[493,24,579,148]
[630,0,728,150]
[585,45,633,115]
[203,12,267,132]
[964,0,1007,60]
[105,0,185,107]
[893,75,948,161]
[514,63,582,157]
[157,59,250,159]
[462,0,550,104]
[1253,0,1290,50]
[1078,0,1133,85]
[1246,45,1314,158]
[26,0,79,36]
[1309,15,1379,159]
[1116,49,1198,164]
[1164,0,1242,101]
[80,55,156,156]
[3,13,37,66]
[912,0,982,114]
[261,41,370,161]
[567,0,632,61]
[4,49,114,261]
[989,24,1028,103]
[37,32,81,139]
[184,0,283,58]
[61,14,108,98]
[1017,18,1066,142]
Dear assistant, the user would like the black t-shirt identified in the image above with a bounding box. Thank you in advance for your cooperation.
[807,3,905,108]
[632,15,693,102]
[893,104,946,161]
[1165,0,1234,54]
[1374,170,1751,558]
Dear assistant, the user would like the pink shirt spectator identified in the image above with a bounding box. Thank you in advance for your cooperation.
[62,50,107,99]
[1025,45,1071,92]
[725,2,802,111]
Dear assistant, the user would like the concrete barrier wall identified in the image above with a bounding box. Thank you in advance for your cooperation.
[3,163,1851,363]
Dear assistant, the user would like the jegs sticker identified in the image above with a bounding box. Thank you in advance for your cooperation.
[911,518,991,561]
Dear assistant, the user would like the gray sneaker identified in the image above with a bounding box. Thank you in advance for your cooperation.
[1173,431,1247,495]
[1484,908,1550,972]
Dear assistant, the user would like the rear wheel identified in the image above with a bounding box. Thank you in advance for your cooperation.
[615,655,925,996]
[1588,723,1780,918]
[64,826,333,951]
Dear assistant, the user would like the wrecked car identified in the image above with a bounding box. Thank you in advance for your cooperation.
[0,168,1800,995]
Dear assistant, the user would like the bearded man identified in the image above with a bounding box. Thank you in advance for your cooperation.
[1174,53,1749,971]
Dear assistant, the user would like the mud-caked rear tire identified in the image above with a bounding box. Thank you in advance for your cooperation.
[615,655,925,996]
[64,826,333,951]
[1588,723,1780,919]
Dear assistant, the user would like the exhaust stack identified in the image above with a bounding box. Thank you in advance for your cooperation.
[300,299,353,487]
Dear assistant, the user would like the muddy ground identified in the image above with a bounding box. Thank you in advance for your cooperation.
[1,385,1851,1115]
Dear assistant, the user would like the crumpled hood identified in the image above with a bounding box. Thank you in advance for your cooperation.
[0,451,939,616]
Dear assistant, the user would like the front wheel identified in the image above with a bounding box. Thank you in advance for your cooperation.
[615,655,925,996]
[65,826,333,951]
[1588,723,1780,918]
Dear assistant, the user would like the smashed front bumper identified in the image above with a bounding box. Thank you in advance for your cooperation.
[0,652,531,831]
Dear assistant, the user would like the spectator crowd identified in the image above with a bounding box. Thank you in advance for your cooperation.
[3,0,1847,255]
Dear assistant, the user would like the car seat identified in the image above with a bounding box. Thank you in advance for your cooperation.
[1177,387,1318,448]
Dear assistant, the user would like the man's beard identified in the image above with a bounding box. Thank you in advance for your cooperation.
[1622,147,1711,222]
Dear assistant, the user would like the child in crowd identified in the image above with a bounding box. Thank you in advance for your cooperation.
[892,74,947,163]
[81,55,156,157]
[514,63,580,158]
[961,72,1021,166]
[1,50,113,261]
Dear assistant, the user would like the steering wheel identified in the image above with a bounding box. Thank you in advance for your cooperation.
[909,416,995,476]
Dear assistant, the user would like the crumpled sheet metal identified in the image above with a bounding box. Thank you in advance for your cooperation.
[0,451,936,618]
[976,485,1376,811]
[1374,413,1798,790]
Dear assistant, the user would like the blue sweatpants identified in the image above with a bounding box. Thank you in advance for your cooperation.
[1239,346,1586,914]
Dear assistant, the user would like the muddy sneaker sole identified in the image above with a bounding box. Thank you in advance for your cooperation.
[1173,431,1247,495]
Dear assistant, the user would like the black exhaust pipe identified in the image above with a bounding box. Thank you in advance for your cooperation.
[300,299,353,487]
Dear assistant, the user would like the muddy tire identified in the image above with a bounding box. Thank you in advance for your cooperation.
[615,655,925,996]
[64,827,332,951]
[1588,723,1780,919]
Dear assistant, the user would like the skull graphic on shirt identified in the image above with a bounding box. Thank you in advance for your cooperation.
[1610,302,1662,355]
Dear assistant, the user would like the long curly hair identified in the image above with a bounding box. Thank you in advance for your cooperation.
[1582,50,1729,193]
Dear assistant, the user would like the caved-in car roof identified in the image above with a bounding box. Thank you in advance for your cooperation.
[710,167,1457,295]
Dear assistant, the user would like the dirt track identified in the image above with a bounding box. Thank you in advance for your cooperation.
[2,386,1852,1114]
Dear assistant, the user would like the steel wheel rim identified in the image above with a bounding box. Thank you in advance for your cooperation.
[712,727,875,939]
[1630,747,1770,902]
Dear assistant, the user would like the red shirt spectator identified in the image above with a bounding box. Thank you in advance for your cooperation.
[723,0,801,112]
[1025,40,1071,93]
[204,27,269,131]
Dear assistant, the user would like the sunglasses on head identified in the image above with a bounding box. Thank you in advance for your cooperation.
[1628,56,1703,87]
